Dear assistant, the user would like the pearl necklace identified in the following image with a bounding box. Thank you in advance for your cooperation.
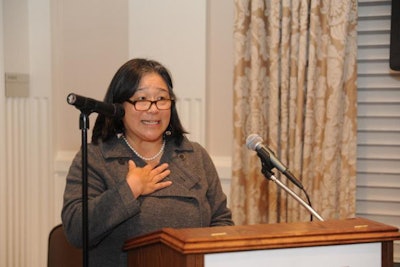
[122,136,165,162]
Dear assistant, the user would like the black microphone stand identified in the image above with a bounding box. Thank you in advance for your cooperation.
[78,111,90,267]
[257,151,324,222]
[67,93,125,267]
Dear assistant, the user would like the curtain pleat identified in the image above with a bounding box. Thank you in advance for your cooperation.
[231,0,358,224]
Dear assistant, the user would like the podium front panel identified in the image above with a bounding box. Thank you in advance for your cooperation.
[204,242,381,267]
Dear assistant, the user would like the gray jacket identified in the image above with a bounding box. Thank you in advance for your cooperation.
[62,135,233,266]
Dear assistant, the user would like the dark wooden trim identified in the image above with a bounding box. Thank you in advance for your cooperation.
[124,217,400,267]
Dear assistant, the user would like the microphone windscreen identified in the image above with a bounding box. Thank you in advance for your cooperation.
[67,93,78,105]
[246,134,263,151]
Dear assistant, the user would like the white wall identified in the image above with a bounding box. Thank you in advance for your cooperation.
[53,0,130,152]
[129,0,207,145]
[4,0,398,266]
[0,1,6,264]
[3,0,29,72]
[0,1,234,265]
[54,0,234,157]
[206,0,234,157]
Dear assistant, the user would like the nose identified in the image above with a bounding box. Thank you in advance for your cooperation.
[147,101,159,112]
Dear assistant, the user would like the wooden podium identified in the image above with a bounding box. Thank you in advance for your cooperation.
[123,217,400,267]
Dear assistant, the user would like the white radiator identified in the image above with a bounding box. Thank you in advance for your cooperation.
[1,97,54,267]
[175,97,205,146]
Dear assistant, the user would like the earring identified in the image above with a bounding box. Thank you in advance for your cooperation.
[165,130,172,136]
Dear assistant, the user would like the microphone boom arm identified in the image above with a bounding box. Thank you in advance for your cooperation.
[259,155,324,222]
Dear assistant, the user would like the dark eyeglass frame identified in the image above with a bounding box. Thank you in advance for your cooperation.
[125,98,175,111]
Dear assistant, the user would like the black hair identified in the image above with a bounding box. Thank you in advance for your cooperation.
[91,58,187,145]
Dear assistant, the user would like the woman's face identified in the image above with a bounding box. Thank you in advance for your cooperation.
[122,72,171,143]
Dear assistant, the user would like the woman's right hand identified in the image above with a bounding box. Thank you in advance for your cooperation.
[126,160,172,199]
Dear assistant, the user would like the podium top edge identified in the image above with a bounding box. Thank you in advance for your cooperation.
[123,217,400,254]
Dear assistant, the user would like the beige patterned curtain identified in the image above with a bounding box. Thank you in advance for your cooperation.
[231,0,358,225]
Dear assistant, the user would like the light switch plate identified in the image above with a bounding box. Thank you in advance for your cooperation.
[5,73,29,97]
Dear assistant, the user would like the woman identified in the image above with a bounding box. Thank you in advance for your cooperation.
[62,58,234,266]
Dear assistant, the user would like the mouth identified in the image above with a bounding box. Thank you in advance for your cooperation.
[142,120,161,125]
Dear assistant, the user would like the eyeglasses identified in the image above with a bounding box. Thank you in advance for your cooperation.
[126,98,174,111]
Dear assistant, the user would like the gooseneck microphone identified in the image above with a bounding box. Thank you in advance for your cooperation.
[67,93,125,119]
[246,133,304,189]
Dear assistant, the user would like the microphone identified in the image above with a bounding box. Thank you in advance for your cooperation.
[67,93,125,119]
[246,133,304,189]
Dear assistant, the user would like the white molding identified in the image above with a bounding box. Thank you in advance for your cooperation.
[54,150,76,172]
[211,156,232,181]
